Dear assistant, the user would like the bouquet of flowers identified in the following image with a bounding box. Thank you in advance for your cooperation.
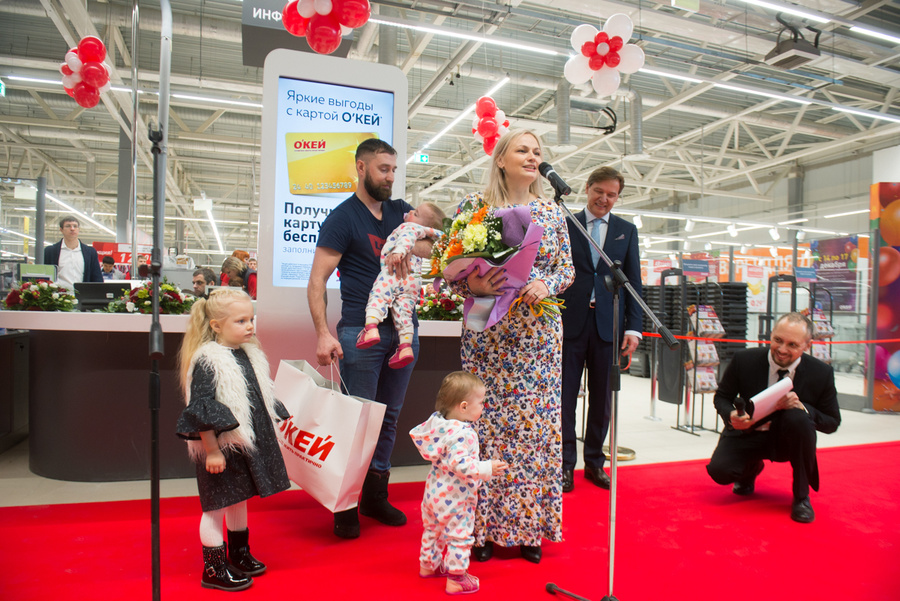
[105,279,195,315]
[3,280,77,311]
[427,196,560,331]
[417,286,464,321]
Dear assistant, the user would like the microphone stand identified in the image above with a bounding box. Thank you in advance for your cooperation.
[546,190,678,601]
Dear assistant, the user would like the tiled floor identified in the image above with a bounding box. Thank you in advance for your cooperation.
[1,372,898,508]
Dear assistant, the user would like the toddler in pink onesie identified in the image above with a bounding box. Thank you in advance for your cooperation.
[409,371,509,595]
[356,202,446,368]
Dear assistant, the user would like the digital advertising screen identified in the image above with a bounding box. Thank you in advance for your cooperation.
[271,76,395,288]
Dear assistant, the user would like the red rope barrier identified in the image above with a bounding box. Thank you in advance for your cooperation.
[642,332,900,345]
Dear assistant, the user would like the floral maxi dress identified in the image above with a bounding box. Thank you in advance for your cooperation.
[451,193,574,548]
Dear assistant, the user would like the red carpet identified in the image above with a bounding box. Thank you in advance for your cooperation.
[3,442,897,600]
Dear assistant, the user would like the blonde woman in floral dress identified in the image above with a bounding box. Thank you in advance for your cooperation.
[448,129,574,564]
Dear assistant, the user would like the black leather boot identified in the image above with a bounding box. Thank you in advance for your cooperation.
[333,507,361,539]
[358,469,407,526]
[202,544,253,591]
[227,528,266,576]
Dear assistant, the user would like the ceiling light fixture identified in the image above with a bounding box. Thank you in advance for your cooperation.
[727,224,738,237]
[408,77,511,163]
[633,215,643,229]
[740,245,748,253]
[850,26,900,46]
[684,241,692,251]
[684,219,695,232]
[714,83,811,105]
[823,208,869,219]
[207,209,224,253]
[369,18,561,56]
[730,0,829,23]
[638,68,703,84]
[769,227,780,240]
[778,218,808,225]
[769,246,778,257]
[704,242,712,250]
[45,192,115,236]
[832,106,900,124]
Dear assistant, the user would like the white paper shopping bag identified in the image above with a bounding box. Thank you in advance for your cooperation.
[273,360,386,513]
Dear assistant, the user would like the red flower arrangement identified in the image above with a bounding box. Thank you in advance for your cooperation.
[3,280,77,311]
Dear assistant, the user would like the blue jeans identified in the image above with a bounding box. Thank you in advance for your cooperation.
[337,321,419,473]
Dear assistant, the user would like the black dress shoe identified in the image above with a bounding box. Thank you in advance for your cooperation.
[791,497,815,523]
[562,469,574,493]
[732,460,764,496]
[520,545,542,564]
[472,541,493,562]
[584,465,610,489]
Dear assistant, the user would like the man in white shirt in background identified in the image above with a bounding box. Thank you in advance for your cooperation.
[43,215,103,291]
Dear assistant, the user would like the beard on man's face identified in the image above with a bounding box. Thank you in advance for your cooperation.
[363,171,392,202]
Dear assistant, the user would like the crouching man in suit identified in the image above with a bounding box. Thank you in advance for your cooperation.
[706,312,841,523]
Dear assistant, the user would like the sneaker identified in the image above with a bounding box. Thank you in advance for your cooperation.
[446,572,480,595]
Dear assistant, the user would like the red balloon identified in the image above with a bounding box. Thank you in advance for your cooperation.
[77,36,106,63]
[483,135,499,156]
[879,182,900,208]
[879,247,900,287]
[64,86,75,98]
[60,62,73,76]
[609,36,624,52]
[333,0,370,29]
[605,51,621,68]
[73,82,100,108]
[594,32,609,44]
[306,13,342,54]
[503,119,510,127]
[588,54,605,71]
[477,117,499,138]
[80,61,108,88]
[282,0,310,36]
[475,96,497,118]
[581,41,597,57]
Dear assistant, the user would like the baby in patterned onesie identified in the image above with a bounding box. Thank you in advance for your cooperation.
[409,371,509,595]
[356,202,446,369]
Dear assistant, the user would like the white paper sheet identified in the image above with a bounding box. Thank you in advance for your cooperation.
[749,377,793,422]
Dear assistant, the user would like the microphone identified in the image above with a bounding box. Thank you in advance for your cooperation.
[539,162,572,197]
[734,397,746,417]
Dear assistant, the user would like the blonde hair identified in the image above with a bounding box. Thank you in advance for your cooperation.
[435,371,484,417]
[178,288,256,394]
[418,201,447,230]
[482,129,546,208]
[221,256,244,276]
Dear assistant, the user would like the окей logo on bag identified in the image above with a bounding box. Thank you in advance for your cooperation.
[278,417,334,468]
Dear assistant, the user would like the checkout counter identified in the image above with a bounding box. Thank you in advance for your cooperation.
[0,312,460,482]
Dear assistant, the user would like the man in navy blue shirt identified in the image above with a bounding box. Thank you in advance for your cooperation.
[308,138,421,539]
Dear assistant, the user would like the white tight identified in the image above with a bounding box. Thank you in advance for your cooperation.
[199,501,248,547]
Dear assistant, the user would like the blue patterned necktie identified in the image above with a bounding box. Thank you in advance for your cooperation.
[590,218,604,266]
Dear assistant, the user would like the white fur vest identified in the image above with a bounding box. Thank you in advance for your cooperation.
[184,341,279,461]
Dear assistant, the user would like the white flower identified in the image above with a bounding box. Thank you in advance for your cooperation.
[126,301,135,312]
[52,293,59,299]
[50,283,59,289]
[39,282,48,289]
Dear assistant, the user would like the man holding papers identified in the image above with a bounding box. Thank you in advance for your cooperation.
[706,312,841,523]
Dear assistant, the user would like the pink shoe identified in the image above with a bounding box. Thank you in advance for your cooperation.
[388,343,414,369]
[446,572,479,595]
[356,324,380,349]
[419,563,448,579]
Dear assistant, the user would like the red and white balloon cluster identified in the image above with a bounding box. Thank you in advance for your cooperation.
[282,0,370,55]
[563,14,645,98]
[60,36,111,109]
[471,97,509,156]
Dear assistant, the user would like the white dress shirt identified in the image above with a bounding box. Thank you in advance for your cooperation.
[57,242,84,291]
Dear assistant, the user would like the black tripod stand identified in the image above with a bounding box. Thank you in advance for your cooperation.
[545,185,678,601]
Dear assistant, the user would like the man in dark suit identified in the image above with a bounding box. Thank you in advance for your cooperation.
[43,215,103,291]
[559,166,642,492]
[706,312,841,523]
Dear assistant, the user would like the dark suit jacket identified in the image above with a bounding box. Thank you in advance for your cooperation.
[713,347,841,437]
[43,240,104,284]
[559,211,642,342]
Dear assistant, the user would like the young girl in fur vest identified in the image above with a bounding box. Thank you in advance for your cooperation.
[176,288,291,591]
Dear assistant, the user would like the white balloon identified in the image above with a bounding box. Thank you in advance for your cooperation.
[99,81,112,94]
[474,131,484,142]
[66,51,83,73]
[340,25,353,35]
[61,73,81,88]
[494,109,506,124]
[596,42,609,56]
[591,66,621,97]
[617,44,645,74]
[603,13,634,43]
[314,0,332,15]
[569,24,599,53]
[472,115,481,129]
[564,55,593,85]
[497,125,509,137]
[298,0,316,19]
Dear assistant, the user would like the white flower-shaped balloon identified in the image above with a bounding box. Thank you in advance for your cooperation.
[564,14,645,98]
